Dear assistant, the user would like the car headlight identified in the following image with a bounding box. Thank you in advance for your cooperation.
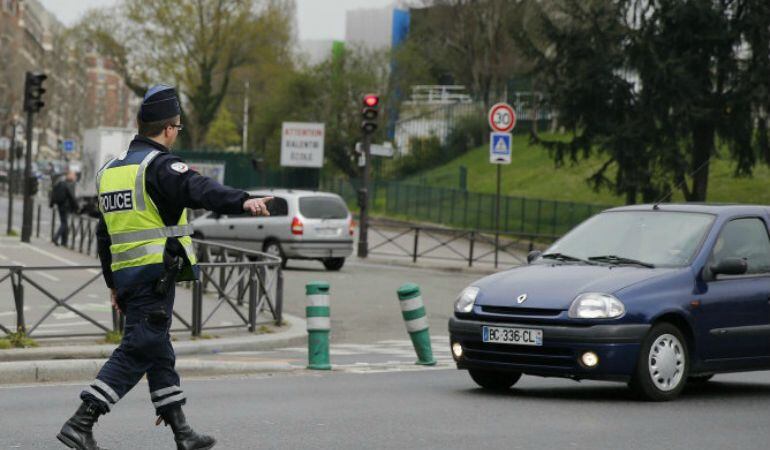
[568,293,625,319]
[454,286,480,313]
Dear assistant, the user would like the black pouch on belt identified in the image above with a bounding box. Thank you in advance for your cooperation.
[147,309,169,327]
[154,255,183,295]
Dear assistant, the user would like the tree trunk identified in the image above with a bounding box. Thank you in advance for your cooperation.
[759,116,770,164]
[624,185,637,205]
[688,120,715,202]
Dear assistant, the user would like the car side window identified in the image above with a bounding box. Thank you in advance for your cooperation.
[710,218,770,275]
[224,197,288,219]
[266,197,288,217]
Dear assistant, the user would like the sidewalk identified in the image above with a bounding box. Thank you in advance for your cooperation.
[0,313,308,384]
[0,230,309,384]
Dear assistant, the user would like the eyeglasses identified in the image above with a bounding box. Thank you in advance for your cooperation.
[169,124,184,131]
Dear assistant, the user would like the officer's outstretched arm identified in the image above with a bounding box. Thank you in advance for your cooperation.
[153,157,249,215]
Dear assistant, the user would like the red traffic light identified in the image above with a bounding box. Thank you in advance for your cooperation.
[363,94,379,107]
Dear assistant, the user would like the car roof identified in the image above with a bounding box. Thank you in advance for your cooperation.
[604,203,770,216]
[245,188,341,198]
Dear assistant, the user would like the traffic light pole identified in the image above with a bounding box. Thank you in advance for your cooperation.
[20,110,34,243]
[6,120,17,235]
[357,133,372,258]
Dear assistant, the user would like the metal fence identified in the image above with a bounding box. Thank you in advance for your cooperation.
[0,214,283,339]
[367,224,526,268]
[322,178,612,240]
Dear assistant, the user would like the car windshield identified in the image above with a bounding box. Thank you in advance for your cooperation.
[299,196,348,219]
[543,211,715,268]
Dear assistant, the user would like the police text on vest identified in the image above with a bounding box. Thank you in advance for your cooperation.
[100,190,134,212]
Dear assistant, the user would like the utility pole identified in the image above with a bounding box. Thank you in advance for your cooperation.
[21,108,34,242]
[358,132,372,257]
[20,72,47,243]
[6,120,19,235]
[242,80,249,153]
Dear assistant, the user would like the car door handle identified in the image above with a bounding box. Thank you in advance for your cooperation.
[257,225,264,229]
[228,225,234,230]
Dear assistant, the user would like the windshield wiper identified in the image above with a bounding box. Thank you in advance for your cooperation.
[588,255,655,268]
[541,253,596,265]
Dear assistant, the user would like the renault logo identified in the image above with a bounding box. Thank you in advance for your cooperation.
[516,294,528,304]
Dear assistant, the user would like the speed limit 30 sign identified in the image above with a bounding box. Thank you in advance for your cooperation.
[488,102,516,133]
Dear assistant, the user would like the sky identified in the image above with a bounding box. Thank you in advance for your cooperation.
[39,0,396,41]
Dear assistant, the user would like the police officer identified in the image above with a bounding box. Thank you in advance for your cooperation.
[57,85,272,450]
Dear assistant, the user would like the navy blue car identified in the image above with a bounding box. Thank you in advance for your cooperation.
[449,204,770,401]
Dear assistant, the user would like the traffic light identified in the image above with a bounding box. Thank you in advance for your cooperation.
[26,175,39,196]
[361,94,379,135]
[23,72,47,113]
[357,187,368,209]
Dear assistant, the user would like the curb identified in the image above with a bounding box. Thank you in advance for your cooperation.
[353,256,505,275]
[0,314,307,363]
[0,358,300,384]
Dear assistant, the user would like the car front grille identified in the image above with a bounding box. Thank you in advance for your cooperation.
[462,341,575,369]
[480,305,563,317]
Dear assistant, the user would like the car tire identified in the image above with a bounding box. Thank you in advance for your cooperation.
[262,240,287,269]
[468,369,522,391]
[322,257,345,271]
[688,374,714,384]
[629,323,689,401]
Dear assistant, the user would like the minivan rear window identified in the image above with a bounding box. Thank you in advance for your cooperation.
[299,196,348,219]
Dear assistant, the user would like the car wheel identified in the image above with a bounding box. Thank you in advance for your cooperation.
[322,257,345,271]
[468,369,522,391]
[688,374,714,384]
[262,240,287,269]
[630,323,689,401]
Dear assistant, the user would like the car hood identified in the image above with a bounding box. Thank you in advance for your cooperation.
[472,263,679,310]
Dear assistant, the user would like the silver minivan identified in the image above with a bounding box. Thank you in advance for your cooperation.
[190,189,354,270]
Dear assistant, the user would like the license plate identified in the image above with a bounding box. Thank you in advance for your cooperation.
[317,228,339,236]
[482,326,543,346]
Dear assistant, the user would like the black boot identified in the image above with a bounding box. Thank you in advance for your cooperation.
[159,405,216,450]
[57,402,106,450]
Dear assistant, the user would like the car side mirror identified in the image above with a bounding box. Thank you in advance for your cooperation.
[708,257,748,280]
[211,212,221,220]
[527,250,542,264]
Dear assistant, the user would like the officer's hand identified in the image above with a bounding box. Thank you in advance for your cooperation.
[110,288,121,314]
[243,196,273,216]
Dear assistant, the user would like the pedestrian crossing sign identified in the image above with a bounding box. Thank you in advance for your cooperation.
[490,132,512,164]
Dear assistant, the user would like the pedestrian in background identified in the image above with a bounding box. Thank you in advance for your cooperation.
[50,171,78,246]
[56,84,271,450]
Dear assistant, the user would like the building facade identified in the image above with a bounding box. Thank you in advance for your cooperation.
[1,0,136,166]
[84,51,138,130]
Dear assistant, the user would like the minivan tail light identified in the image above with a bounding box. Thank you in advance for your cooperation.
[349,219,356,236]
[291,216,304,235]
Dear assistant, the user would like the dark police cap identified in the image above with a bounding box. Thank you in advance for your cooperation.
[139,84,181,122]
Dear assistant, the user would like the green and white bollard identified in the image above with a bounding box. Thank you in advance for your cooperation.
[306,281,331,370]
[397,283,436,366]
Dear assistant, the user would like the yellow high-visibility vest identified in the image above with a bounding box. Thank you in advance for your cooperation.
[97,147,197,288]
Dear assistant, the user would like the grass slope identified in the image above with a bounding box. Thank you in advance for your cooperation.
[405,133,770,206]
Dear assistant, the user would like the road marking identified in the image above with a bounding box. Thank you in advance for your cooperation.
[21,243,101,275]
[36,271,61,282]
[0,307,30,317]
[38,320,111,328]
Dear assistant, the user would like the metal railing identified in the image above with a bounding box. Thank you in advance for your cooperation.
[1,215,283,339]
[323,178,612,241]
[49,207,100,256]
[367,223,531,268]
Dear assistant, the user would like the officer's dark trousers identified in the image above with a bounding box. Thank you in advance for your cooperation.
[80,282,186,415]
